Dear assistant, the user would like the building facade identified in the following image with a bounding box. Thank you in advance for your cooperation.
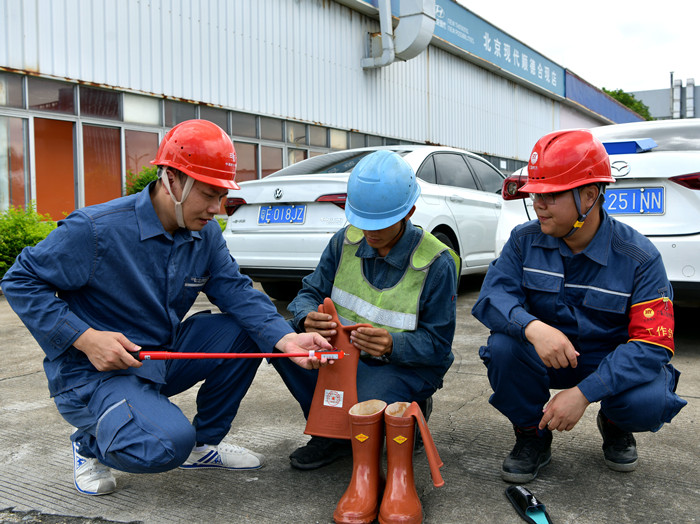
[0,0,643,219]
[633,77,697,120]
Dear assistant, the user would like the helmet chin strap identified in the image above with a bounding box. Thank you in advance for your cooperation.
[160,168,195,228]
[563,184,604,239]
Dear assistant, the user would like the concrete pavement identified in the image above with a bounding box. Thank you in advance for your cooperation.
[1,278,698,524]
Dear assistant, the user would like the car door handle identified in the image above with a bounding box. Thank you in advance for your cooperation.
[449,195,464,202]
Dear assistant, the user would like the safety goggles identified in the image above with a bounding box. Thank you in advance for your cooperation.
[529,190,568,205]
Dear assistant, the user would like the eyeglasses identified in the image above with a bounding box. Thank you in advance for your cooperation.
[529,191,567,205]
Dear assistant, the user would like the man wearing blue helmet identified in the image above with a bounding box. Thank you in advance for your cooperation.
[273,149,460,470]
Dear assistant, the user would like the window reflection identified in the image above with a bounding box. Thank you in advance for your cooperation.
[261,146,282,177]
[80,87,120,120]
[28,77,75,114]
[234,142,257,182]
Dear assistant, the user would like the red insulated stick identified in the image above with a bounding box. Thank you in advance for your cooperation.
[129,349,345,361]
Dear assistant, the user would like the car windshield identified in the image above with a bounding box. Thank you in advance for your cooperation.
[269,149,410,176]
[592,122,700,151]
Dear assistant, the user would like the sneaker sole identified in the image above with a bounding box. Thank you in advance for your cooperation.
[179,463,263,470]
[604,457,638,472]
[501,452,552,484]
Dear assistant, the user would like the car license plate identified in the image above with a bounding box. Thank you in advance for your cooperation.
[603,187,664,215]
[257,204,306,224]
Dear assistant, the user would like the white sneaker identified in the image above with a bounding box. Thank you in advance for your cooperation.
[180,442,265,470]
[72,441,116,495]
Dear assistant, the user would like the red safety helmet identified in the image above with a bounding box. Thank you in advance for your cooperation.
[522,129,614,194]
[151,119,239,190]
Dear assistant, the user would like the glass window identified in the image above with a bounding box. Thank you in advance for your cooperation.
[34,118,75,219]
[416,156,436,184]
[125,130,159,181]
[123,93,161,125]
[28,77,75,114]
[330,129,347,150]
[233,142,257,182]
[231,111,257,138]
[288,148,308,165]
[468,156,504,193]
[80,86,120,120]
[0,72,24,108]
[309,125,327,147]
[200,106,228,131]
[349,132,365,149]
[260,117,283,141]
[287,122,306,145]
[261,146,283,177]
[0,116,28,210]
[164,100,196,127]
[83,125,122,205]
[434,153,477,190]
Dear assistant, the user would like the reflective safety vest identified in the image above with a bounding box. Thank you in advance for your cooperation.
[330,225,460,332]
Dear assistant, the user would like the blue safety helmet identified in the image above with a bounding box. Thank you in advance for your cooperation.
[345,150,421,231]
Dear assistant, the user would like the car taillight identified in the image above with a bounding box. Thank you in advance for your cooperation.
[316,193,347,209]
[502,175,528,200]
[670,173,700,190]
[224,197,247,216]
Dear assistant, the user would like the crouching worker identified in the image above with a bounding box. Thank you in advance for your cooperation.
[272,150,459,469]
[472,129,687,483]
[1,120,332,495]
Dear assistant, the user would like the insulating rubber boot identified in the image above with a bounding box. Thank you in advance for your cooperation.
[333,399,387,524]
[378,402,422,524]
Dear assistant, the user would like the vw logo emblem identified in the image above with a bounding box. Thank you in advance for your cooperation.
[274,188,283,200]
[611,161,630,178]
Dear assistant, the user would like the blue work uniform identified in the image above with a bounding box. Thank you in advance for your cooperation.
[1,183,292,473]
[472,211,686,432]
[273,221,457,416]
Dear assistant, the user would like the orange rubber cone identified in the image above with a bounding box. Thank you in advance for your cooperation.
[304,297,368,439]
[333,400,387,524]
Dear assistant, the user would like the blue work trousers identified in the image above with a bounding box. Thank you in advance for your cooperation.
[271,357,435,419]
[479,332,685,432]
[53,312,262,473]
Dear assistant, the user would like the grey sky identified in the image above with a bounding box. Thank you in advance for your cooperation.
[460,1,697,92]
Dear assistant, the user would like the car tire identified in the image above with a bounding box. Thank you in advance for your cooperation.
[261,280,303,302]
[432,231,462,291]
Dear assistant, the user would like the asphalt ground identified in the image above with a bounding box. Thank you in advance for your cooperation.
[1,277,698,524]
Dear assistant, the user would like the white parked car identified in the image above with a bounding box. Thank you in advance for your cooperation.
[502,119,700,306]
[223,145,530,300]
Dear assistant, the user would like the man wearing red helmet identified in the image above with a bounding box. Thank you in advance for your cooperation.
[472,129,686,483]
[1,120,332,496]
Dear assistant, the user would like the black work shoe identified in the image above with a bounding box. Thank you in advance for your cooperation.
[597,411,638,472]
[501,426,552,483]
[289,436,352,470]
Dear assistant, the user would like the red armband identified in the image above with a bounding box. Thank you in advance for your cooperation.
[628,298,674,353]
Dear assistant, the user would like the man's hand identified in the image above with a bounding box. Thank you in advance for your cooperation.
[538,387,590,432]
[525,320,579,369]
[350,327,393,357]
[73,328,142,371]
[276,331,334,369]
[303,311,337,341]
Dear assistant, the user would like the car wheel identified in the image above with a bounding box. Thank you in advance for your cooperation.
[433,231,455,251]
[432,231,462,290]
[261,280,303,302]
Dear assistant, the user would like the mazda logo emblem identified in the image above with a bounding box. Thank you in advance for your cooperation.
[611,161,630,178]
[274,188,283,200]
